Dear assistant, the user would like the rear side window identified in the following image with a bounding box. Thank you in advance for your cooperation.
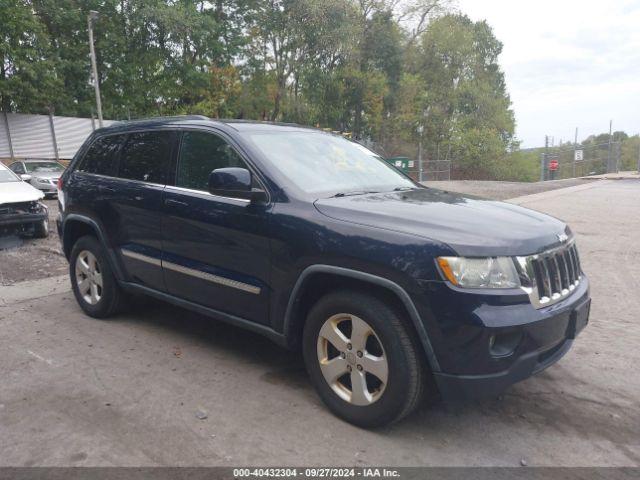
[176,131,247,191]
[119,131,175,184]
[78,135,124,176]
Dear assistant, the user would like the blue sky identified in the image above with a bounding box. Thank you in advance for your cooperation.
[457,0,640,147]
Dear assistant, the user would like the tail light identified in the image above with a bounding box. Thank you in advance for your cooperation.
[57,177,64,190]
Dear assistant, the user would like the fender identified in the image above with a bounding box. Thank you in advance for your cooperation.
[62,214,126,281]
[283,264,441,373]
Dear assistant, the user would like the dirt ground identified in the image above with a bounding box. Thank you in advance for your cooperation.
[0,199,67,285]
[0,179,638,467]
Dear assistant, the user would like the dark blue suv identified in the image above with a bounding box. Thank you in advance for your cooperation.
[57,116,591,427]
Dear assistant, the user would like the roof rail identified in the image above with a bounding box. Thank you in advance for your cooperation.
[110,114,210,126]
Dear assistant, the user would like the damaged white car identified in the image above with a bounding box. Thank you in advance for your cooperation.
[0,162,49,238]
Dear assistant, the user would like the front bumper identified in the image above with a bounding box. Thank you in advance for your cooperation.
[0,201,48,233]
[33,183,58,195]
[0,212,48,233]
[424,277,590,401]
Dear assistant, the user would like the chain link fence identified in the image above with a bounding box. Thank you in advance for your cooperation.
[406,159,451,181]
[538,141,623,181]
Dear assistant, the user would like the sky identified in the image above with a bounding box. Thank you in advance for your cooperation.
[456,0,640,147]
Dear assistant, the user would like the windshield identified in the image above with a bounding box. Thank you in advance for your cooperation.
[0,167,19,183]
[244,131,415,196]
[25,162,64,173]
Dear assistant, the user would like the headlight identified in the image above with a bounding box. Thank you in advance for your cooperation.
[436,256,520,289]
[28,201,48,213]
[36,177,50,184]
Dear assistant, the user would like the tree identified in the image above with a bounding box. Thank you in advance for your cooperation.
[2,0,522,181]
[402,14,515,178]
[0,0,61,112]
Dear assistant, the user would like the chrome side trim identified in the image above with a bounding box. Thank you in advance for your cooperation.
[121,248,260,294]
[121,249,162,266]
[163,260,261,295]
[164,185,251,204]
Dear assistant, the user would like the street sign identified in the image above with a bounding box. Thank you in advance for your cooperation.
[574,150,584,161]
[549,159,559,171]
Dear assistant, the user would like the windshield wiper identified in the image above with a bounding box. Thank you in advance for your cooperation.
[332,190,379,198]
[393,186,414,192]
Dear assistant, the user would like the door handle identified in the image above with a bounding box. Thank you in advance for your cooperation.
[98,186,115,193]
[164,198,189,208]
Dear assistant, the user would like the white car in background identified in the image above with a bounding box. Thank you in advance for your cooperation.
[0,162,49,238]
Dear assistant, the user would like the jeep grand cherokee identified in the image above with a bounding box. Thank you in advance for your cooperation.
[57,116,590,427]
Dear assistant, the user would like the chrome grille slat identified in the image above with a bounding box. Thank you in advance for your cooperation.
[568,247,576,281]
[518,240,583,309]
[556,254,567,291]
[564,249,575,284]
[573,246,582,275]
[569,245,581,280]
[541,258,552,299]
[547,255,562,297]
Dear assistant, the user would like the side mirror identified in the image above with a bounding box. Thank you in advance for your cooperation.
[20,174,32,182]
[208,167,267,203]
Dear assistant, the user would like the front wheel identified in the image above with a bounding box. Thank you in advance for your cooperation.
[32,218,49,238]
[303,291,430,428]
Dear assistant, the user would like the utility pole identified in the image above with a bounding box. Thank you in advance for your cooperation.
[417,124,424,182]
[573,127,578,178]
[88,10,103,128]
[607,120,613,172]
[542,135,549,181]
[637,136,640,173]
[2,111,15,161]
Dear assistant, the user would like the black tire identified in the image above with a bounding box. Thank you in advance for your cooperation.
[69,235,128,318]
[303,290,430,428]
[32,218,49,238]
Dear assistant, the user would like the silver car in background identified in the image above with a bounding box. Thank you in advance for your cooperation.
[8,159,65,197]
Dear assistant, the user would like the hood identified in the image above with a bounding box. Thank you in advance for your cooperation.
[314,188,569,257]
[0,181,45,205]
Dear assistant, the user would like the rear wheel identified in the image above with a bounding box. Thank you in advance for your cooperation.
[303,291,429,428]
[70,235,127,318]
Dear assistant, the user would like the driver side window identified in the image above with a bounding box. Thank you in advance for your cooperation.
[177,131,247,192]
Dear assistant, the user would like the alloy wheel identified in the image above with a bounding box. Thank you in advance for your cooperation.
[75,250,103,305]
[316,313,388,406]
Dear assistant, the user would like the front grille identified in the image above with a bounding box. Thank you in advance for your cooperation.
[516,242,583,309]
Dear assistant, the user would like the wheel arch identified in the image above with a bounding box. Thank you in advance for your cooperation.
[283,265,441,373]
[62,214,125,281]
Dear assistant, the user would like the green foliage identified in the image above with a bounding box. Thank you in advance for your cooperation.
[1,0,527,180]
[399,14,515,178]
[620,135,639,171]
[0,0,62,112]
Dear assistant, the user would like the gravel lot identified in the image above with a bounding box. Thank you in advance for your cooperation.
[0,179,638,467]
[0,199,66,285]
